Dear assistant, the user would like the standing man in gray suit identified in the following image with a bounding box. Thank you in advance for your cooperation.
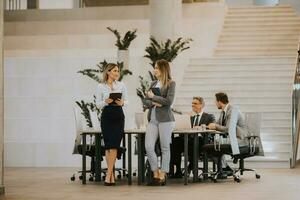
[208,92,248,174]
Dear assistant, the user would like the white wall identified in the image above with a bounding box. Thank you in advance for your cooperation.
[38,0,74,9]
[3,3,225,167]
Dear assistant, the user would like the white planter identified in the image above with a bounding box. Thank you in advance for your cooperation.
[135,112,146,129]
[117,49,129,70]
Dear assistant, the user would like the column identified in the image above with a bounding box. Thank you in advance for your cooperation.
[0,0,5,195]
[149,0,182,42]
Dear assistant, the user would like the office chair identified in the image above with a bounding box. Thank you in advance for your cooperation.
[202,112,263,183]
[232,112,264,180]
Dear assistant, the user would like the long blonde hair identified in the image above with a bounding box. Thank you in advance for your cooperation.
[156,59,172,88]
[102,63,119,82]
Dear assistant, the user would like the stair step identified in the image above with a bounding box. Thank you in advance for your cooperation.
[175,104,291,113]
[217,42,298,48]
[223,23,300,28]
[182,77,293,84]
[224,17,300,23]
[215,47,298,52]
[189,56,295,65]
[222,26,300,32]
[226,12,296,18]
[262,134,291,142]
[176,95,290,105]
[228,5,292,9]
[187,65,294,72]
[184,70,293,78]
[214,51,297,56]
[262,141,290,152]
[224,21,300,26]
[220,31,300,37]
[176,90,291,97]
[179,83,291,91]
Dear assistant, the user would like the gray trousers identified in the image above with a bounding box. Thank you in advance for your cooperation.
[145,108,175,173]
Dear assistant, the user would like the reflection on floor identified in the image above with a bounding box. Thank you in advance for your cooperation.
[1,167,300,200]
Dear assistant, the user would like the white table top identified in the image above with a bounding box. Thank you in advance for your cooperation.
[80,128,224,135]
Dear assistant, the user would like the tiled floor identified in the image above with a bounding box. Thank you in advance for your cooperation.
[1,167,300,200]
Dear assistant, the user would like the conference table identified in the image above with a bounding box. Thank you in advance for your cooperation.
[80,128,223,185]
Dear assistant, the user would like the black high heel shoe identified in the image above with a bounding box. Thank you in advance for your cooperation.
[159,175,167,186]
[104,181,112,186]
[147,178,161,186]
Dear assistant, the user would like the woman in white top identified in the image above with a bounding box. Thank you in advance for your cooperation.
[97,63,128,186]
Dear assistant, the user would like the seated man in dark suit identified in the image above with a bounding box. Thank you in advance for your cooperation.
[170,97,215,178]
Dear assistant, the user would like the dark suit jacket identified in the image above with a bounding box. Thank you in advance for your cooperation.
[190,112,215,128]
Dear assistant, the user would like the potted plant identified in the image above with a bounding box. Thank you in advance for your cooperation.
[107,27,137,70]
[137,36,192,113]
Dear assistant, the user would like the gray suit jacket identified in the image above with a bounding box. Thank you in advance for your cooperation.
[143,80,176,122]
[216,104,248,154]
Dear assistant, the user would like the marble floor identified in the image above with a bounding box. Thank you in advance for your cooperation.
[1,167,300,200]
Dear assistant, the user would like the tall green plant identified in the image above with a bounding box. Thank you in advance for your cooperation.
[78,60,132,83]
[144,36,193,68]
[107,27,137,50]
[137,36,192,112]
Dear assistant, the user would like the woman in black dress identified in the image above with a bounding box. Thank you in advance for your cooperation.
[97,63,128,186]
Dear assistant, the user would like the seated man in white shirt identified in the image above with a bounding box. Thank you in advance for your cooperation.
[170,97,215,178]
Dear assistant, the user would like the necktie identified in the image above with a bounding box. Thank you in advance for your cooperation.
[194,114,200,127]
[221,111,226,126]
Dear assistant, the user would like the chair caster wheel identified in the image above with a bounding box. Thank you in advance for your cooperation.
[117,175,122,179]
[255,174,261,179]
[89,177,94,182]
[126,174,129,178]
[79,175,83,180]
[102,176,106,181]
[133,173,137,177]
[213,179,217,183]
[70,176,75,181]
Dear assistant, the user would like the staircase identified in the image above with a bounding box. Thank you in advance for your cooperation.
[175,5,300,167]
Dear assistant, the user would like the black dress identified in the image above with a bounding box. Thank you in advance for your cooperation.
[101,105,125,149]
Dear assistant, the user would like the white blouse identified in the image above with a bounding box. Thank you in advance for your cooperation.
[95,80,129,108]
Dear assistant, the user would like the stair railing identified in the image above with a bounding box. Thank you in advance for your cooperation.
[291,42,300,168]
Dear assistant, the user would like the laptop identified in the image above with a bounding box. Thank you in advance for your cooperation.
[174,114,192,131]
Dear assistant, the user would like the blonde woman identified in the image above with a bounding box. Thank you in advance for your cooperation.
[96,63,128,186]
[143,59,176,186]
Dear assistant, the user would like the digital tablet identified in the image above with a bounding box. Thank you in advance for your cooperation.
[109,93,122,105]
[151,88,161,96]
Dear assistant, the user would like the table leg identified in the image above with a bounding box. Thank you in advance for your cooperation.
[122,135,126,177]
[141,134,145,183]
[137,134,142,185]
[193,133,199,183]
[82,134,86,184]
[95,134,101,182]
[127,134,132,185]
[203,134,208,180]
[184,134,188,185]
